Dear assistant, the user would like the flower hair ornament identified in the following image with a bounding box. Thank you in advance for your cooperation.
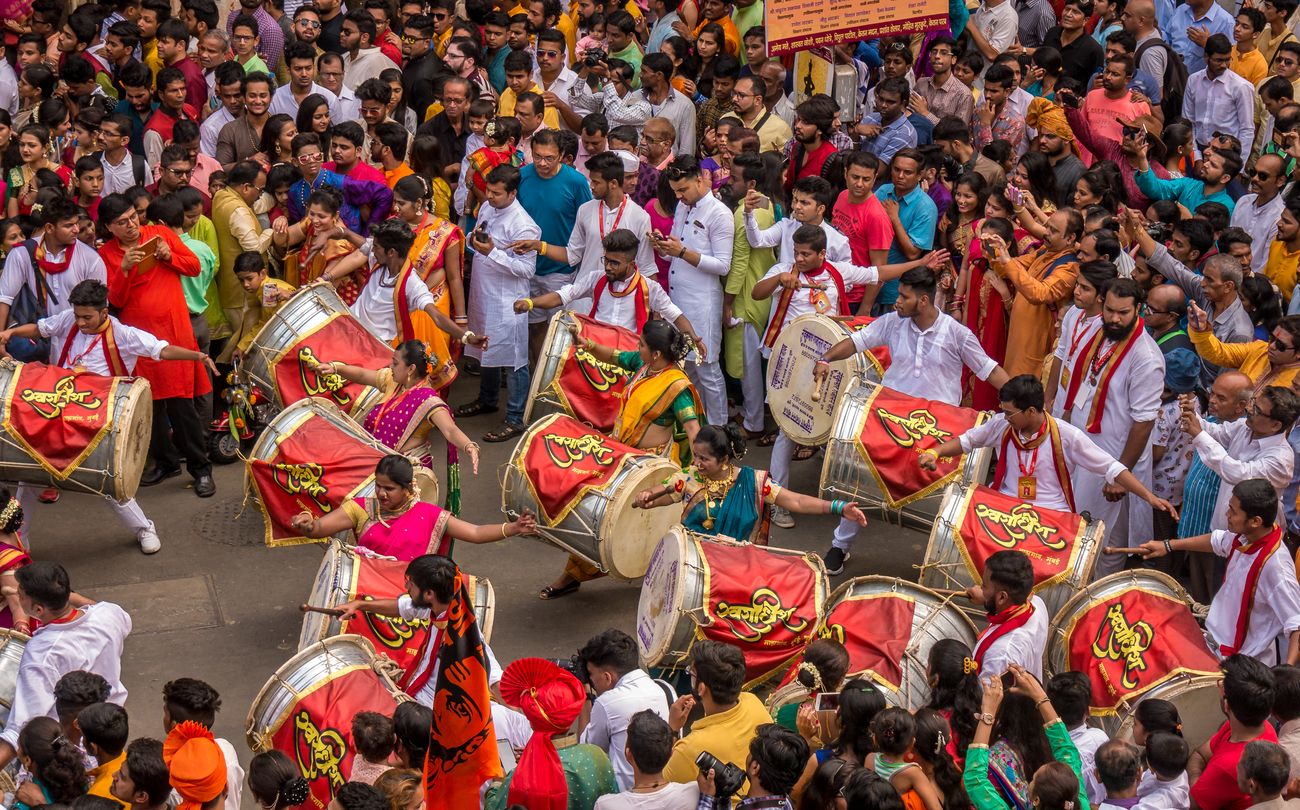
[0,497,21,529]
[484,120,498,140]
[963,657,979,675]
[797,661,824,691]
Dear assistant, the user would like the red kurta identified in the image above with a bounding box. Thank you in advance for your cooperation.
[103,225,211,400]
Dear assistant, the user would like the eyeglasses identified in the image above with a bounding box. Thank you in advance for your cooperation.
[111,210,139,227]
[400,34,423,43]
[732,90,756,98]
[1250,400,1276,419]
[297,19,321,28]
[231,33,255,41]
[1143,306,1174,316]
[1255,170,1274,180]
[432,11,448,18]
[165,166,192,177]
[297,152,324,163]
[1272,334,1296,352]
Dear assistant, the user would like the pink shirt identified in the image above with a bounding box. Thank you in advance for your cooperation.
[1083,88,1152,146]
[324,160,388,187]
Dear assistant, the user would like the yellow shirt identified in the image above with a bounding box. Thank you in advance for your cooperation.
[89,751,127,809]
[1266,239,1300,304]
[557,11,579,63]
[498,83,562,129]
[662,693,773,784]
[1189,326,1300,388]
[1231,46,1269,87]
[435,27,453,57]
[237,278,298,353]
[143,39,162,81]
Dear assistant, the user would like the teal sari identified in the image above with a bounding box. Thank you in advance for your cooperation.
[681,466,773,544]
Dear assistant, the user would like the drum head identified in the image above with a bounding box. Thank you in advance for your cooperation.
[1115,675,1225,751]
[599,456,683,579]
[413,466,441,508]
[110,379,153,502]
[523,312,572,424]
[299,544,349,650]
[766,315,859,445]
[636,527,692,667]
[465,574,496,644]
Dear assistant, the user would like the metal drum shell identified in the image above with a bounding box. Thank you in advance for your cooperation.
[819,377,992,530]
[920,484,1105,620]
[0,629,28,728]
[766,314,883,446]
[241,283,384,419]
[523,310,576,425]
[500,415,679,580]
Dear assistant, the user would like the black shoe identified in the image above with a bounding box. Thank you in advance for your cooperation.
[141,466,182,486]
[823,546,849,576]
[194,474,216,498]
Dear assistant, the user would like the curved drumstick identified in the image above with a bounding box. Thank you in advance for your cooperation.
[811,365,828,402]
[300,604,346,617]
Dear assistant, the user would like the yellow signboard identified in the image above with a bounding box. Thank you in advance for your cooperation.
[765,4,948,56]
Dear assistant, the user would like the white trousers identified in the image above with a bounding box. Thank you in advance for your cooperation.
[686,358,727,427]
[771,431,798,488]
[831,516,860,551]
[738,324,764,433]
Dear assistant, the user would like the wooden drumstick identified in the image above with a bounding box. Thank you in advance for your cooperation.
[928,588,969,598]
[300,604,346,617]
[811,364,828,402]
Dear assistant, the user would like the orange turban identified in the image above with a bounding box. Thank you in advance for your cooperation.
[1026,98,1079,155]
[163,721,227,810]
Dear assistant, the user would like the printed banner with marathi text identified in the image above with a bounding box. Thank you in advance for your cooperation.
[1,363,118,478]
[766,0,946,55]
[805,592,912,691]
[551,314,639,431]
[518,414,639,524]
[955,484,1091,592]
[272,313,392,415]
[855,386,982,508]
[343,552,429,677]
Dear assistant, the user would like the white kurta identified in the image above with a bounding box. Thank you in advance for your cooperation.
[958,414,1127,512]
[36,312,166,374]
[760,261,878,358]
[1063,328,1164,573]
[556,272,682,331]
[1,602,131,748]
[0,238,107,319]
[564,197,657,312]
[1191,420,1294,531]
[1050,306,1101,414]
[349,260,437,343]
[467,199,539,370]
[974,595,1048,680]
[849,311,999,406]
[1205,529,1300,665]
[665,192,734,362]
[743,215,853,266]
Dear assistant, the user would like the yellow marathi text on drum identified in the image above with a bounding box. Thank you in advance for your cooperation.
[544,432,616,468]
[297,347,352,403]
[1092,603,1154,691]
[572,348,626,391]
[293,709,348,788]
[973,503,1066,551]
[20,378,103,419]
[274,462,330,506]
[875,407,952,448]
[715,587,810,642]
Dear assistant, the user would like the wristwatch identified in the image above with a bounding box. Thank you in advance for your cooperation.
[975,712,995,725]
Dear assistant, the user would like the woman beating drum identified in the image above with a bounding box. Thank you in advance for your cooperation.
[631,424,868,544]
[290,455,537,560]
[541,319,703,600]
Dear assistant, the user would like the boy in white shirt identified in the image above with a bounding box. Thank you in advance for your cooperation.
[1047,672,1110,805]
[1094,740,1144,810]
[1138,731,1190,809]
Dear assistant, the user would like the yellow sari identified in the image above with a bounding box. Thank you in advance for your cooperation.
[614,355,703,466]
[403,214,463,359]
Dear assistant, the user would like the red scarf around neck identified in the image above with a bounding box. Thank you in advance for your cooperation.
[992,414,1076,511]
[35,239,74,274]
[1061,318,1145,433]
[973,601,1036,666]
[57,317,128,376]
[1221,525,1283,657]
[762,261,849,348]
[590,269,650,331]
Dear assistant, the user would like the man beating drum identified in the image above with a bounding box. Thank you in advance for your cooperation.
[0,280,218,554]
[810,266,1010,574]
[918,374,1178,519]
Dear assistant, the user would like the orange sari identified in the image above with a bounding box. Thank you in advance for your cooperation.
[285,222,369,305]
[405,214,463,362]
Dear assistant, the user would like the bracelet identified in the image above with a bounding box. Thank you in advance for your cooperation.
[465,441,480,453]
[500,522,510,538]
[461,330,476,343]
[678,246,686,258]
[1036,697,1051,707]
[919,448,939,459]
[584,338,596,352]
[523,298,535,312]
[814,359,830,366]
[539,240,548,253]
[1163,538,1174,555]
[830,499,846,516]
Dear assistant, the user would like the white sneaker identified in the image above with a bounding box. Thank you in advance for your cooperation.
[138,527,161,554]
[771,506,795,529]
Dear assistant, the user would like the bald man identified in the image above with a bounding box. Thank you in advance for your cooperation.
[630,117,677,208]
[1122,0,1169,100]
[1181,369,1255,601]
[1147,284,1192,357]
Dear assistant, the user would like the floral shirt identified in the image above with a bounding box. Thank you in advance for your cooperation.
[1153,396,1199,503]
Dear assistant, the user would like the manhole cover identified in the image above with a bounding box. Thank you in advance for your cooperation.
[193,499,265,546]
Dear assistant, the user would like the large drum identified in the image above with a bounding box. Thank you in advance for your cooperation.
[525,312,640,432]
[1046,570,1222,749]
[0,629,27,728]
[766,314,889,446]
[637,526,828,684]
[246,636,410,809]
[245,398,440,547]
[820,377,992,530]
[242,283,391,419]
[0,360,151,502]
[300,542,496,672]
[921,484,1104,619]
[501,413,678,580]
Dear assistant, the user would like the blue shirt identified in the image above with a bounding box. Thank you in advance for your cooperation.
[1179,421,1224,537]
[860,113,918,165]
[874,183,937,306]
[516,163,592,276]
[1134,168,1236,215]
[1168,1,1235,74]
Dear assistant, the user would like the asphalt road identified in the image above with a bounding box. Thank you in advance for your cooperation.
[24,396,930,783]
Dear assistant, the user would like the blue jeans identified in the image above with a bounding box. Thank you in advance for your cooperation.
[478,365,529,427]
[1286,424,1300,532]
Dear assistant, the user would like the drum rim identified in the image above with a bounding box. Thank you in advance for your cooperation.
[827,574,980,638]
[766,313,869,446]
[598,454,686,578]
[299,541,353,651]
[464,573,496,643]
[636,525,703,667]
[1110,673,1225,738]
[109,377,153,502]
[523,311,574,425]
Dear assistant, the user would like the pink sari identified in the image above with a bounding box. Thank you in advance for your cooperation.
[362,382,448,469]
[353,498,451,561]
[0,541,30,630]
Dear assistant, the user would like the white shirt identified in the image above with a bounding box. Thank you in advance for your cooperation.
[467,199,540,369]
[1183,68,1256,150]
[100,150,140,197]
[557,270,682,330]
[333,84,362,122]
[1192,419,1294,530]
[396,594,503,706]
[634,88,697,154]
[1050,307,1101,413]
[1137,771,1189,810]
[269,82,341,120]
[341,47,401,92]
[595,783,701,809]
[743,215,852,266]
[972,1,1020,55]
[579,669,670,789]
[974,594,1048,680]
[850,312,999,406]
[1205,528,1300,664]
[1,602,132,748]
[959,413,1126,511]
[0,59,18,118]
[1060,328,1164,457]
[759,261,878,356]
[216,738,245,810]
[666,191,734,362]
[534,66,582,127]
[349,259,437,342]
[37,311,166,375]
[1070,723,1110,806]
[200,106,238,159]
[565,196,657,291]
[1230,191,1286,275]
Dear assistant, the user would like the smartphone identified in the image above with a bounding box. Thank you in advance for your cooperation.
[813,692,840,712]
[1006,185,1025,207]
[1001,671,1015,689]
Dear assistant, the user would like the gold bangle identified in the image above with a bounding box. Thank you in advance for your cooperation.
[539,240,548,253]
[920,448,939,458]
[524,298,535,311]
[500,522,509,538]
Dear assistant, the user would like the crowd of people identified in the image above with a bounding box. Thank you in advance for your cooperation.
[11,0,1300,806]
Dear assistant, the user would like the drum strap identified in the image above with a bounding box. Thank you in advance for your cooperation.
[1221,525,1282,657]
[973,601,1035,666]
[761,262,849,349]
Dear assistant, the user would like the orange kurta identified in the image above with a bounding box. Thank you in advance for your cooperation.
[993,247,1079,378]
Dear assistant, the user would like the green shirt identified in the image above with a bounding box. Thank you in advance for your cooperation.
[239,54,271,77]
[723,203,777,379]
[179,233,216,316]
[484,744,617,810]
[731,0,764,42]
[963,719,1090,810]
[186,215,223,323]
[610,42,644,88]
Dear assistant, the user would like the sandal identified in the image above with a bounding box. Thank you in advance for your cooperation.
[794,445,818,461]
[455,401,499,418]
[538,580,581,600]
[483,423,525,443]
[757,431,779,447]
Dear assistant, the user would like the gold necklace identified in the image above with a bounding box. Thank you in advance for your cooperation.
[700,466,735,531]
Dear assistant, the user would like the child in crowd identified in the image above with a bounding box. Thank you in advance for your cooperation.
[349,711,396,785]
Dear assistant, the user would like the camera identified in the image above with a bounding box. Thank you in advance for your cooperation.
[548,653,589,685]
[1146,221,1172,243]
[696,751,746,800]
[584,47,607,67]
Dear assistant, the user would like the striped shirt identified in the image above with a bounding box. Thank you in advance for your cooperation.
[1178,417,1226,537]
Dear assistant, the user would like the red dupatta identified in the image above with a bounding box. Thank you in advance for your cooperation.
[973,601,1036,668]
[992,415,1075,510]
[590,269,650,331]
[1220,526,1283,657]
[56,317,129,377]
[762,262,849,348]
[1060,319,1145,433]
